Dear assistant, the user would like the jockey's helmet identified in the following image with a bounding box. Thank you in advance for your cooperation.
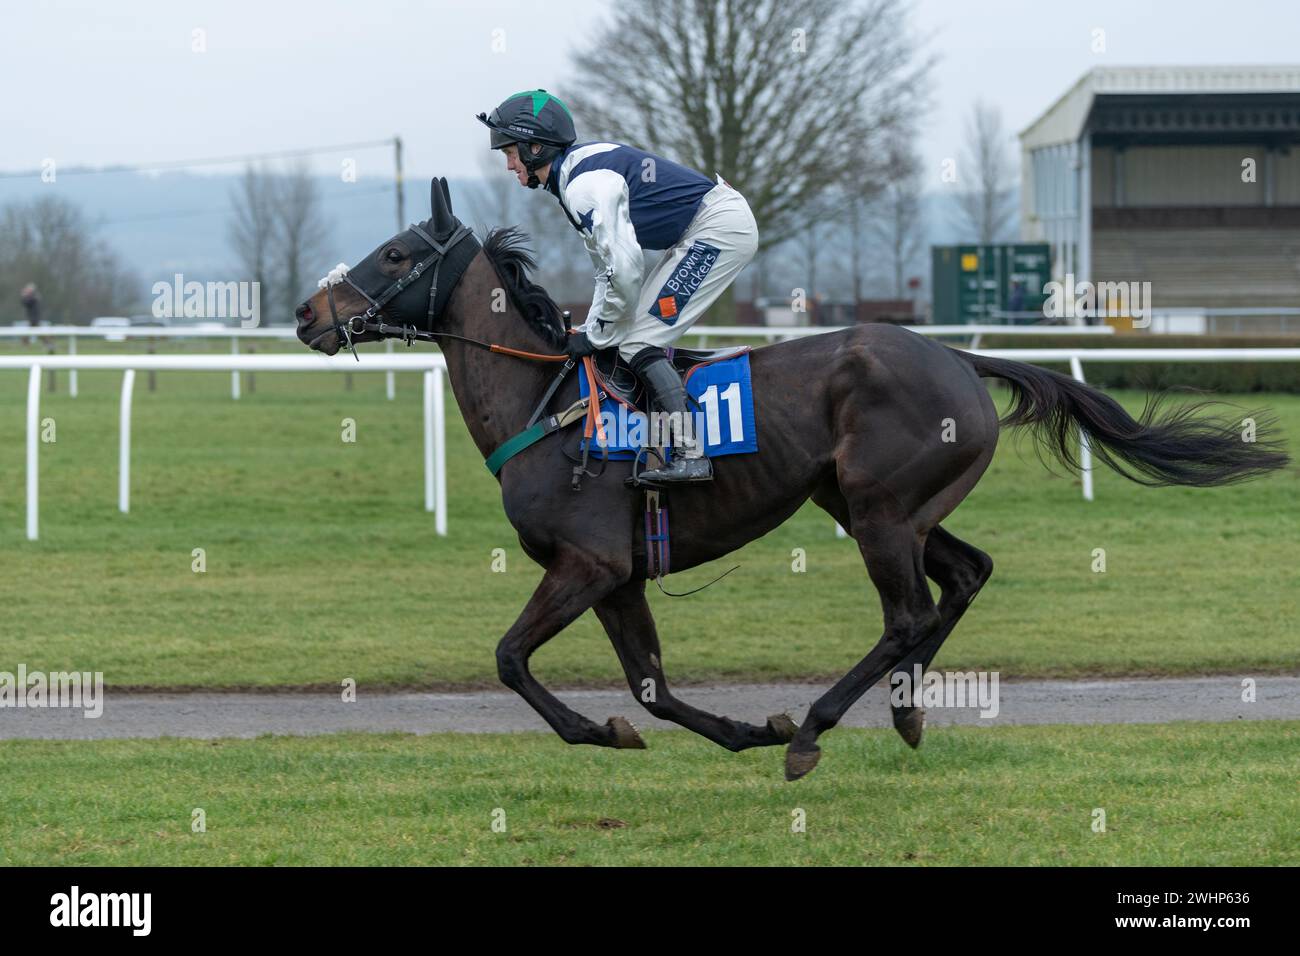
[476,89,576,188]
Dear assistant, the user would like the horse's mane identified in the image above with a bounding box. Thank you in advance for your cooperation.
[481,227,567,348]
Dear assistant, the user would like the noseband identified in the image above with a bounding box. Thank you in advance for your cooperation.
[324,222,475,359]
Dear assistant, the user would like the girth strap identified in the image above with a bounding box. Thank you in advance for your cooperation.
[485,396,591,476]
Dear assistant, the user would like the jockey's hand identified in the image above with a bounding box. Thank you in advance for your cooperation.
[566,330,598,358]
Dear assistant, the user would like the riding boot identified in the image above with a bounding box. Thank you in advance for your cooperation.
[633,351,713,484]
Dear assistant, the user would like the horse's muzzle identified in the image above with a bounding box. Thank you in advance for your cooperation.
[295,301,338,352]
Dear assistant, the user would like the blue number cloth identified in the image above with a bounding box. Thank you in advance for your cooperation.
[579,353,758,460]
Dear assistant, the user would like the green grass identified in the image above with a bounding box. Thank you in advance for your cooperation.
[0,722,1294,865]
[1,345,1297,689]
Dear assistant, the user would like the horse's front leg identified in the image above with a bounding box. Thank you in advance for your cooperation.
[495,549,645,749]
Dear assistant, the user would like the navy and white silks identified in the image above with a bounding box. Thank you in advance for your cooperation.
[544,142,758,361]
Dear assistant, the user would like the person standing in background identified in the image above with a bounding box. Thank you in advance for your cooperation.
[19,283,42,346]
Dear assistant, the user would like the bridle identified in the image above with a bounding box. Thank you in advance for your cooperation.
[319,218,572,367]
[324,221,476,360]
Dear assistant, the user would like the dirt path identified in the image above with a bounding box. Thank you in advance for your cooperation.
[2,675,1296,740]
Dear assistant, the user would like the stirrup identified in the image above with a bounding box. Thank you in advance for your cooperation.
[637,456,713,485]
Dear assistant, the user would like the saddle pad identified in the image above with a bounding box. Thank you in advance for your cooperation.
[579,353,758,460]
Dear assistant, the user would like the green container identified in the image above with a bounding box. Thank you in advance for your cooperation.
[931,243,1051,324]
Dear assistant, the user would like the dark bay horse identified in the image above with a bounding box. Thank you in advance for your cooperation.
[295,180,1289,780]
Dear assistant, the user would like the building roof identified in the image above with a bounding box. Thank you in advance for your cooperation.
[1019,66,1300,150]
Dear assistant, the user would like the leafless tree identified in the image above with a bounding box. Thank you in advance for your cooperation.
[519,192,591,305]
[840,178,885,307]
[954,99,1015,245]
[872,133,925,298]
[273,162,331,322]
[796,221,819,316]
[564,0,932,252]
[228,165,277,300]
[228,163,331,323]
[0,195,136,322]
[464,151,594,306]
[463,151,521,237]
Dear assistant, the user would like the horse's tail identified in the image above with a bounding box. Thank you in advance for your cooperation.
[958,351,1290,487]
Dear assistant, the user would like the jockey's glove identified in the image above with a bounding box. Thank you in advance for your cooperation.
[565,330,598,358]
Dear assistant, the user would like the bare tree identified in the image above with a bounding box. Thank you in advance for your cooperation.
[954,99,1015,245]
[519,192,590,305]
[840,179,884,308]
[462,151,595,305]
[273,163,330,322]
[564,0,931,251]
[229,163,331,323]
[463,150,521,237]
[228,165,277,307]
[871,134,925,299]
[795,221,820,319]
[0,196,136,322]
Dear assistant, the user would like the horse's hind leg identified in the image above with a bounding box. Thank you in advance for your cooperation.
[785,512,941,780]
[889,525,994,748]
[593,580,797,751]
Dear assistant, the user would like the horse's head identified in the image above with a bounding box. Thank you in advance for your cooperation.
[296,177,478,355]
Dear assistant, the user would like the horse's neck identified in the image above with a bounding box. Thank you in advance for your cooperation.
[438,252,565,459]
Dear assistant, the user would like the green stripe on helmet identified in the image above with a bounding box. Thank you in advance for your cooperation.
[506,88,573,120]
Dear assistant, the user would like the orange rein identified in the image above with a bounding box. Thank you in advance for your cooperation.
[485,341,605,444]
[488,334,606,445]
[488,344,569,362]
[581,355,608,444]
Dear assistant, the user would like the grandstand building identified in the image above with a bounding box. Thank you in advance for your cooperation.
[1019,66,1300,331]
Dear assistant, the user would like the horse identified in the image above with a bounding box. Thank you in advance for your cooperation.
[294,179,1289,780]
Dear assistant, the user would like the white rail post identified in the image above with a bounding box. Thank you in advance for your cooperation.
[429,368,447,536]
[835,523,848,538]
[26,364,41,540]
[424,370,435,515]
[422,369,449,535]
[69,335,78,398]
[385,339,396,400]
[120,370,136,514]
[231,337,241,400]
[1069,355,1094,502]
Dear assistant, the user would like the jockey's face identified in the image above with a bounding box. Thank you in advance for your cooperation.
[501,143,548,188]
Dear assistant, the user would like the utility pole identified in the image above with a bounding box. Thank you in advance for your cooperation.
[394,135,405,231]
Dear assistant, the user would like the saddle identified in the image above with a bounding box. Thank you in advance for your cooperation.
[589,344,750,411]
[484,343,752,483]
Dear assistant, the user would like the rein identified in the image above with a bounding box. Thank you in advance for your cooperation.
[331,311,570,364]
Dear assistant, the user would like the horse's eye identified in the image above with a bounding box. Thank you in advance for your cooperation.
[386,249,403,262]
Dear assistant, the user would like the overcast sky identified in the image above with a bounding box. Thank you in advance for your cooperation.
[3,0,1298,186]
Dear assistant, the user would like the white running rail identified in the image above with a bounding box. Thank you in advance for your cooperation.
[5,347,1297,541]
[0,354,448,541]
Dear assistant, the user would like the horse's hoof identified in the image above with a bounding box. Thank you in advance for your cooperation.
[607,716,646,749]
[766,713,799,743]
[893,708,926,749]
[784,745,821,781]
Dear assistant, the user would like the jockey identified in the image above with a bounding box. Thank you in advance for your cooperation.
[476,89,758,484]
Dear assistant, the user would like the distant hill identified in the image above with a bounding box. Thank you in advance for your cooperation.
[0,170,442,313]
[0,170,1005,316]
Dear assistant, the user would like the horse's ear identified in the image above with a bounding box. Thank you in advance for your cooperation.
[439,177,453,215]
[429,177,455,235]
[429,178,445,218]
